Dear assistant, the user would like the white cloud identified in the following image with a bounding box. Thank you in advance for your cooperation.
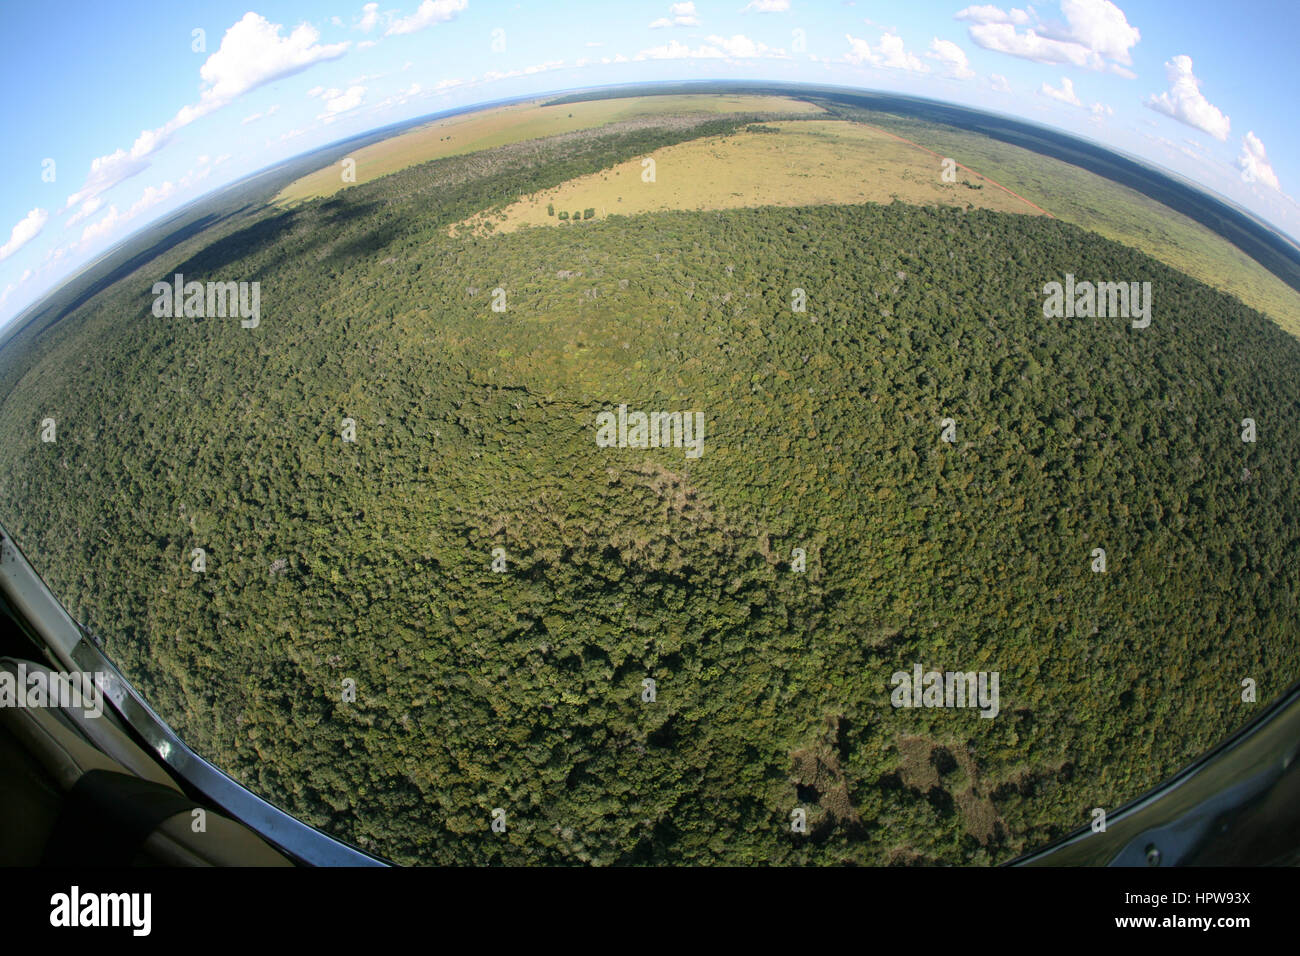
[955,5,1032,25]
[62,130,168,212]
[1090,101,1114,117]
[844,34,874,65]
[373,82,427,111]
[709,34,771,58]
[78,177,192,247]
[80,206,123,245]
[1049,0,1139,64]
[196,13,351,111]
[310,85,368,116]
[66,196,104,228]
[386,0,467,36]
[357,2,380,32]
[651,2,699,28]
[0,208,48,262]
[844,33,929,72]
[927,38,975,78]
[64,12,348,212]
[638,39,696,59]
[878,33,928,71]
[989,72,1011,92]
[744,0,790,10]
[962,0,1140,73]
[1144,55,1230,142]
[636,34,779,60]
[968,22,1093,67]
[482,60,566,81]
[0,267,37,312]
[1238,131,1280,190]
[241,104,281,125]
[1040,76,1082,106]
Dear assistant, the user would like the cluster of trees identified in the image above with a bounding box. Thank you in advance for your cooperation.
[551,206,596,221]
[0,110,1298,866]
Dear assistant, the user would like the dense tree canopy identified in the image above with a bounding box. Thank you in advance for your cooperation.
[0,114,1297,864]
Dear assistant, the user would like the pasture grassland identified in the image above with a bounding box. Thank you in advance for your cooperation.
[832,107,1300,334]
[274,94,825,203]
[454,119,1045,235]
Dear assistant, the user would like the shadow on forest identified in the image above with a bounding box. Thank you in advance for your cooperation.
[25,211,233,342]
[172,198,403,279]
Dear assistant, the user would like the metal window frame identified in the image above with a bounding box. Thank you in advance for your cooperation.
[0,523,388,867]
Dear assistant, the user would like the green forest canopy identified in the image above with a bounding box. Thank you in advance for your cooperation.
[0,109,1297,864]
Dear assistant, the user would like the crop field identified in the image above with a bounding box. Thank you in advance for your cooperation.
[453,119,1044,235]
[275,94,825,203]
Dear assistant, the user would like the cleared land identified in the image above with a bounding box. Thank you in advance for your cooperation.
[274,94,824,203]
[453,119,1045,235]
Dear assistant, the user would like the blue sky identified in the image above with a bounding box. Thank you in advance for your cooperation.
[2,0,1297,328]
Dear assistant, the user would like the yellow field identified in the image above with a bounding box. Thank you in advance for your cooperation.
[453,119,1046,236]
[274,94,825,204]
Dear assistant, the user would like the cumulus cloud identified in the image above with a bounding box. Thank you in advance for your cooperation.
[844,33,929,72]
[1040,76,1082,106]
[1052,0,1140,63]
[650,2,699,28]
[79,207,124,245]
[989,72,1011,92]
[357,2,380,32]
[961,0,1140,74]
[1238,131,1280,190]
[0,208,48,262]
[196,13,351,112]
[1144,55,1230,141]
[927,38,975,78]
[386,0,468,36]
